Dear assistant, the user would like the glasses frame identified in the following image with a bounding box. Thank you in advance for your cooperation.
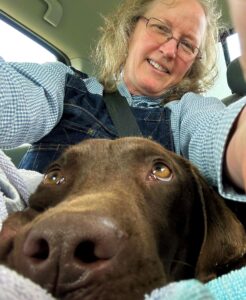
[140,16,202,61]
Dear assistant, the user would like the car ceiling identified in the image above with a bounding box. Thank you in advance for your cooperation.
[0,0,232,74]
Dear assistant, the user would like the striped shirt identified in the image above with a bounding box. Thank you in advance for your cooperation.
[0,58,245,202]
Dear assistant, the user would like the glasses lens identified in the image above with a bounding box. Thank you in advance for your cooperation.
[178,40,199,60]
[146,18,171,43]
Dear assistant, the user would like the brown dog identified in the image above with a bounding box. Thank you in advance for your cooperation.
[0,137,246,300]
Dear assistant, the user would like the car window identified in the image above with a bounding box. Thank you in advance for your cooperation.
[205,33,241,99]
[226,33,241,61]
[0,18,57,159]
[0,19,56,63]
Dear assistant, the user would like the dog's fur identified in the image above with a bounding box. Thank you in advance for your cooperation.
[0,137,246,300]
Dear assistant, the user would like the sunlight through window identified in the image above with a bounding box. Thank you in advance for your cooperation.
[0,20,56,63]
[227,33,241,62]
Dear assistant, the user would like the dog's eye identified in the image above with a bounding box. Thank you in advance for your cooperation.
[151,162,172,181]
[43,170,65,185]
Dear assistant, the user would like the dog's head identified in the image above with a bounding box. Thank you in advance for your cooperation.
[0,137,245,300]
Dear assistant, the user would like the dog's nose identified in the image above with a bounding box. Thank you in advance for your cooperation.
[20,212,127,290]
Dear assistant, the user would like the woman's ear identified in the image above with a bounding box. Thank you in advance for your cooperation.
[193,174,246,282]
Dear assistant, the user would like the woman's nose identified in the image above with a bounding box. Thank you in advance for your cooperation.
[158,38,178,59]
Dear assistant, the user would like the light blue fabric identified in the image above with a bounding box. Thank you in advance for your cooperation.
[145,267,246,300]
[206,267,246,299]
[0,57,72,148]
[145,279,214,299]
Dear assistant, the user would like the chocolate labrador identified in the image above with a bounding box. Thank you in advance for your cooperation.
[0,137,246,300]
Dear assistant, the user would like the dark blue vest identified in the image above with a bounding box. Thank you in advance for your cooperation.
[19,73,174,172]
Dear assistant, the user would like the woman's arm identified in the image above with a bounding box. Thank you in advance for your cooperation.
[225,105,246,191]
[0,58,73,148]
[226,0,246,191]
[168,92,246,201]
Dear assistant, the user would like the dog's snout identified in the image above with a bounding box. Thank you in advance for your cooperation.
[20,212,127,290]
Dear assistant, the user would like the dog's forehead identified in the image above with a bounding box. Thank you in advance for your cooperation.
[52,138,193,184]
[59,137,179,168]
[63,137,173,161]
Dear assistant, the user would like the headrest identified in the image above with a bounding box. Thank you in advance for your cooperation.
[227,57,246,95]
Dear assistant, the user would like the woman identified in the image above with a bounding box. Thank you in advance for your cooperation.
[1,0,246,202]
[95,0,219,99]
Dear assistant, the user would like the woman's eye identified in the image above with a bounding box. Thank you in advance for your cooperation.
[180,39,194,52]
[153,24,169,35]
[43,169,65,185]
[151,162,172,181]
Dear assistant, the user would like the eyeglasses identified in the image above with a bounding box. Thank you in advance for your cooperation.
[140,16,202,61]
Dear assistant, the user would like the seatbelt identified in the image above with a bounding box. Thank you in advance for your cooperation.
[103,92,143,137]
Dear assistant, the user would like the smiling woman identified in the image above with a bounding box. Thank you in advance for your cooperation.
[1,0,246,300]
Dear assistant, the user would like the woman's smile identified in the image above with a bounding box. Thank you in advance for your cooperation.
[147,58,171,74]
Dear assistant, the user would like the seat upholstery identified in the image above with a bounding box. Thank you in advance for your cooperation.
[222,57,246,105]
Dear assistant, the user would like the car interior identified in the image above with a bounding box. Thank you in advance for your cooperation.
[0,0,246,165]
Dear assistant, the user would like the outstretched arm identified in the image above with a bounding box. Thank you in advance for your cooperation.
[0,58,73,149]
[226,0,246,191]
[226,106,246,192]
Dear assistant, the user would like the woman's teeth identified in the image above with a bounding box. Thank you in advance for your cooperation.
[148,59,169,73]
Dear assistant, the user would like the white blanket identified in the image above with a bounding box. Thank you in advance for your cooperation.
[0,266,54,300]
[0,150,42,230]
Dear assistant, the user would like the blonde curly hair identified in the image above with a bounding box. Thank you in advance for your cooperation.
[93,0,222,102]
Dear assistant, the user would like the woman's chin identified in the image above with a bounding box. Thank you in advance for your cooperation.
[139,85,167,98]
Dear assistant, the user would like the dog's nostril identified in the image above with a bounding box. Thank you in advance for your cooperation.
[33,239,49,260]
[74,240,99,263]
[24,238,50,261]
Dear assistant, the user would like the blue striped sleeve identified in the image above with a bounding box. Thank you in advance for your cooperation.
[167,92,246,201]
[0,58,73,148]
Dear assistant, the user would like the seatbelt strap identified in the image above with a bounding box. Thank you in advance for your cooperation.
[103,92,143,137]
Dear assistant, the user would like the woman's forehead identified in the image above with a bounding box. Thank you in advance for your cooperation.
[145,0,205,19]
[145,0,207,40]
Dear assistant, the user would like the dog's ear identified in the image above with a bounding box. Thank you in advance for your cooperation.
[192,170,246,282]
